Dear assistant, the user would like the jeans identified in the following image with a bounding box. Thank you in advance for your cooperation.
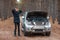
[14,23,20,36]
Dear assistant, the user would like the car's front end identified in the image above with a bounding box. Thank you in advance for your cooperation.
[25,20,51,33]
[22,11,51,36]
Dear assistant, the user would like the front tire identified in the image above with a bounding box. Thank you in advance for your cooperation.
[24,25,28,36]
[46,32,51,36]
[24,32,27,36]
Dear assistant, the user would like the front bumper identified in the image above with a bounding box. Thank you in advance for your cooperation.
[25,29,51,33]
[25,25,51,33]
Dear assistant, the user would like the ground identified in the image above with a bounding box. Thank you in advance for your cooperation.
[0,17,60,40]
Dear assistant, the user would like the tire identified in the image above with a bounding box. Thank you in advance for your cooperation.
[24,31,29,36]
[46,32,51,36]
[24,26,28,36]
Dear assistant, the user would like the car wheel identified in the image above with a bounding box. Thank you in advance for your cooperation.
[43,33,46,36]
[24,28,28,36]
[24,31,28,36]
[46,32,51,36]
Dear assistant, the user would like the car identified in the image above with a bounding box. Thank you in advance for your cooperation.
[21,11,51,36]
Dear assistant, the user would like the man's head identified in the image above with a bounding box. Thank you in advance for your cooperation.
[15,7,19,11]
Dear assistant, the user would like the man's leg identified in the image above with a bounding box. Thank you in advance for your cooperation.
[17,23,20,36]
[14,23,17,36]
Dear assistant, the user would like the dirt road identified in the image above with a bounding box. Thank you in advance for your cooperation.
[0,17,60,40]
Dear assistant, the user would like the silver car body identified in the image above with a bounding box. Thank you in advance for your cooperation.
[22,11,51,35]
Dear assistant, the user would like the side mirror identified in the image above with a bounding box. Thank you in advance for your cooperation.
[22,16,24,18]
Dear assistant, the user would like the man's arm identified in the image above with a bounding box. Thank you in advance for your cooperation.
[19,10,22,14]
[12,9,15,16]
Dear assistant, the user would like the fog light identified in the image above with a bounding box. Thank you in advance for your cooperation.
[33,30,35,32]
[43,30,45,32]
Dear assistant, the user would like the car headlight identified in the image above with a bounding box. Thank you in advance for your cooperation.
[26,26,33,31]
[26,27,30,30]
[45,24,51,29]
[25,27,31,31]
[42,22,44,24]
[46,22,48,25]
[45,26,51,30]
[25,24,33,31]
[44,22,51,30]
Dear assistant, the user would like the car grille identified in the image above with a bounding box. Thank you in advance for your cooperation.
[35,29,43,31]
[36,22,42,25]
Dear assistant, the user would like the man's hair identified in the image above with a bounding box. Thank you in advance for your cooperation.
[15,7,18,8]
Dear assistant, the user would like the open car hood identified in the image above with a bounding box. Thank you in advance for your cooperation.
[27,11,48,18]
[26,11,48,25]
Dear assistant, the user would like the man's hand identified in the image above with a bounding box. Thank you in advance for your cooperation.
[19,10,22,13]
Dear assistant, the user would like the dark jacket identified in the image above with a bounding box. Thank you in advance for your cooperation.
[12,9,22,23]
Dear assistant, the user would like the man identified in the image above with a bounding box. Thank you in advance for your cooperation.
[12,7,22,36]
